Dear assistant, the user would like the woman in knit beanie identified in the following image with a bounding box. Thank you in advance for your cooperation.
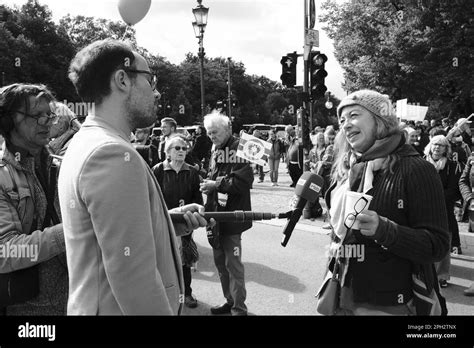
[320,90,450,316]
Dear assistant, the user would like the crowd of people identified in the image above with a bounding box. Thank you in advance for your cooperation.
[0,38,473,317]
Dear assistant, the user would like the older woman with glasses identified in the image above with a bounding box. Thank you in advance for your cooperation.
[322,90,449,316]
[0,83,67,315]
[152,134,203,309]
[423,135,461,288]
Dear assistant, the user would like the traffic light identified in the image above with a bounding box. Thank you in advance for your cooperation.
[310,51,328,100]
[280,52,297,88]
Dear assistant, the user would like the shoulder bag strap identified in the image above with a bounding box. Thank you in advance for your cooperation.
[42,164,59,228]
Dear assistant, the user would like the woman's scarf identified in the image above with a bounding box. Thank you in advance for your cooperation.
[425,155,447,172]
[348,131,405,192]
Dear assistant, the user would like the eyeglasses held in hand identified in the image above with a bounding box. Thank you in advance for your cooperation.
[173,146,188,151]
[344,196,370,229]
[16,110,59,126]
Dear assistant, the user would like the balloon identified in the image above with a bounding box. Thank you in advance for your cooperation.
[118,0,151,26]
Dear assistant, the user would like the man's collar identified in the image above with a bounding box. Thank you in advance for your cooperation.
[217,135,234,149]
[82,115,131,143]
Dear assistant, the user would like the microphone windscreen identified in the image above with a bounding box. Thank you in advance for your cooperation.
[294,172,324,203]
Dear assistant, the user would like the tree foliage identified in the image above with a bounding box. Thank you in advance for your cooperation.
[0,0,77,101]
[0,0,312,129]
[320,0,473,120]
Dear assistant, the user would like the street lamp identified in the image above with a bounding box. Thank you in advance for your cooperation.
[192,0,209,119]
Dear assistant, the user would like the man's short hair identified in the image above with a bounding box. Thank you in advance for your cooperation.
[68,39,136,104]
[203,112,231,130]
[430,126,446,138]
[0,83,55,138]
[161,117,177,130]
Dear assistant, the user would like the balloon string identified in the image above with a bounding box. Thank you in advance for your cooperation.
[121,25,130,41]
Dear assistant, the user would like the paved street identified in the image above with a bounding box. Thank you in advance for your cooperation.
[183,164,474,316]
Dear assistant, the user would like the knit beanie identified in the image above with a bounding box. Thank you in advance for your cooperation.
[337,89,399,137]
[337,90,395,118]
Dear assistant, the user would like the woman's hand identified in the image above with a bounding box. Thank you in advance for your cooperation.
[356,210,379,236]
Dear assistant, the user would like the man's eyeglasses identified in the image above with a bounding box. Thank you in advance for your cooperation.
[124,69,157,90]
[344,196,370,229]
[173,146,188,151]
[16,110,59,126]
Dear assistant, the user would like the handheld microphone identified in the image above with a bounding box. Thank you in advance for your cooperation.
[281,172,324,247]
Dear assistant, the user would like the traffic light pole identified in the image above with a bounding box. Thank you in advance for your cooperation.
[301,0,311,157]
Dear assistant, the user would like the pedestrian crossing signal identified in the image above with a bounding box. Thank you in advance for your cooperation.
[280,53,297,88]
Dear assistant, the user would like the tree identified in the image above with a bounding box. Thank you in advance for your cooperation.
[0,0,77,101]
[265,92,289,123]
[59,14,136,50]
[172,88,193,126]
[1,1,291,126]
[320,0,473,119]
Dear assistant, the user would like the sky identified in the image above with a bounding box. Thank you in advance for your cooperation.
[3,0,347,99]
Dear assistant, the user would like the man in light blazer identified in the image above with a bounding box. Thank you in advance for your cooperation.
[58,39,208,315]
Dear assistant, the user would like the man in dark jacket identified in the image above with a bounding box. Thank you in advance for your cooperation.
[132,127,159,168]
[190,125,212,174]
[200,112,253,316]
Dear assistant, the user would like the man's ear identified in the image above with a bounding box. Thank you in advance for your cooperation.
[111,69,131,93]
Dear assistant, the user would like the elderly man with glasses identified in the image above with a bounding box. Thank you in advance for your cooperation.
[58,39,210,315]
[0,83,67,315]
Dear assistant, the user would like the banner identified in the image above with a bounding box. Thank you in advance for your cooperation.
[396,99,428,121]
[236,132,272,166]
[405,104,428,121]
[396,99,407,119]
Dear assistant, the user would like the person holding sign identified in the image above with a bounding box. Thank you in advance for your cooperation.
[200,112,253,316]
[323,90,449,315]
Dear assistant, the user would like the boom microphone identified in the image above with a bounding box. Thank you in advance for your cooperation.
[169,211,286,223]
[281,172,324,247]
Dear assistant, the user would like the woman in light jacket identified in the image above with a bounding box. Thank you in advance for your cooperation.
[0,83,67,315]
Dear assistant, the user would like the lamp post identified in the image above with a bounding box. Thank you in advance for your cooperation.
[227,57,232,118]
[192,0,209,120]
